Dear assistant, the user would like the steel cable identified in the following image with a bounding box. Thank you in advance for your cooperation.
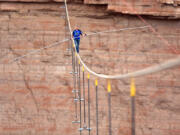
[82,66,87,128]
[78,61,83,134]
[95,80,99,135]
[87,73,91,135]
[64,0,180,80]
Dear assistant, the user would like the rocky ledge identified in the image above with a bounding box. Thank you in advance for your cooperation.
[0,0,180,18]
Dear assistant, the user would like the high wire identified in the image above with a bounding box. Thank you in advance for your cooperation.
[63,1,180,135]
[6,0,179,79]
[1,1,178,135]
[6,1,178,66]
[64,0,180,80]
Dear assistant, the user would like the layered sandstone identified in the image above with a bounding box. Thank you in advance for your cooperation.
[0,0,180,18]
[84,0,180,18]
[0,1,180,135]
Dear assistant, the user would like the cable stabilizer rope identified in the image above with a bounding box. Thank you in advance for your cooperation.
[130,78,136,135]
[87,73,92,134]
[107,80,112,135]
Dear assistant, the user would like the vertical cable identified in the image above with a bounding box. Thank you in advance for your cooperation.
[74,53,78,120]
[131,78,136,135]
[76,53,79,100]
[79,60,83,134]
[95,79,99,135]
[131,97,135,135]
[72,53,79,123]
[72,46,75,117]
[87,73,91,135]
[82,66,86,128]
[107,80,112,135]
[73,50,77,119]
[76,54,79,121]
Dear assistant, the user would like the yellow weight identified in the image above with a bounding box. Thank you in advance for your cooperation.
[130,78,136,97]
[95,79,98,86]
[107,80,111,93]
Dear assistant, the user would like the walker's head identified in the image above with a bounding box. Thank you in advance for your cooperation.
[74,25,79,30]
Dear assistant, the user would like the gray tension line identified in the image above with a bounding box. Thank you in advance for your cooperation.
[73,57,81,122]
[82,67,87,128]
[9,38,70,64]
[72,51,78,122]
[131,96,135,135]
[79,62,84,134]
[76,56,80,122]
[108,92,112,135]
[96,83,99,135]
[87,76,91,134]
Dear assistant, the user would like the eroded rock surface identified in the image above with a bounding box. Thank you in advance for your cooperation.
[0,1,179,135]
[0,0,180,18]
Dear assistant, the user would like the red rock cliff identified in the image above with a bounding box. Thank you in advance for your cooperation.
[84,0,180,18]
[1,0,180,18]
[0,1,180,135]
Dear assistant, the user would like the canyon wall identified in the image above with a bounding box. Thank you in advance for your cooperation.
[1,0,180,18]
[0,1,180,135]
[84,0,180,18]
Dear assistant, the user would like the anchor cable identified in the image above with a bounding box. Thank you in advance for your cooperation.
[82,66,87,128]
[87,73,91,135]
[107,80,112,135]
[95,79,99,135]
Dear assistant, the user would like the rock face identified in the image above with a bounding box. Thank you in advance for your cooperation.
[1,0,180,18]
[84,0,180,18]
[0,1,180,135]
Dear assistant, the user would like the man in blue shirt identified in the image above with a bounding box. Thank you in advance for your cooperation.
[72,27,85,53]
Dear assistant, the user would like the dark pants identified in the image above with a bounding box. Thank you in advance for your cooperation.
[74,38,80,53]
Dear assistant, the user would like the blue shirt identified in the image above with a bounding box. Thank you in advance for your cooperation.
[73,29,82,40]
